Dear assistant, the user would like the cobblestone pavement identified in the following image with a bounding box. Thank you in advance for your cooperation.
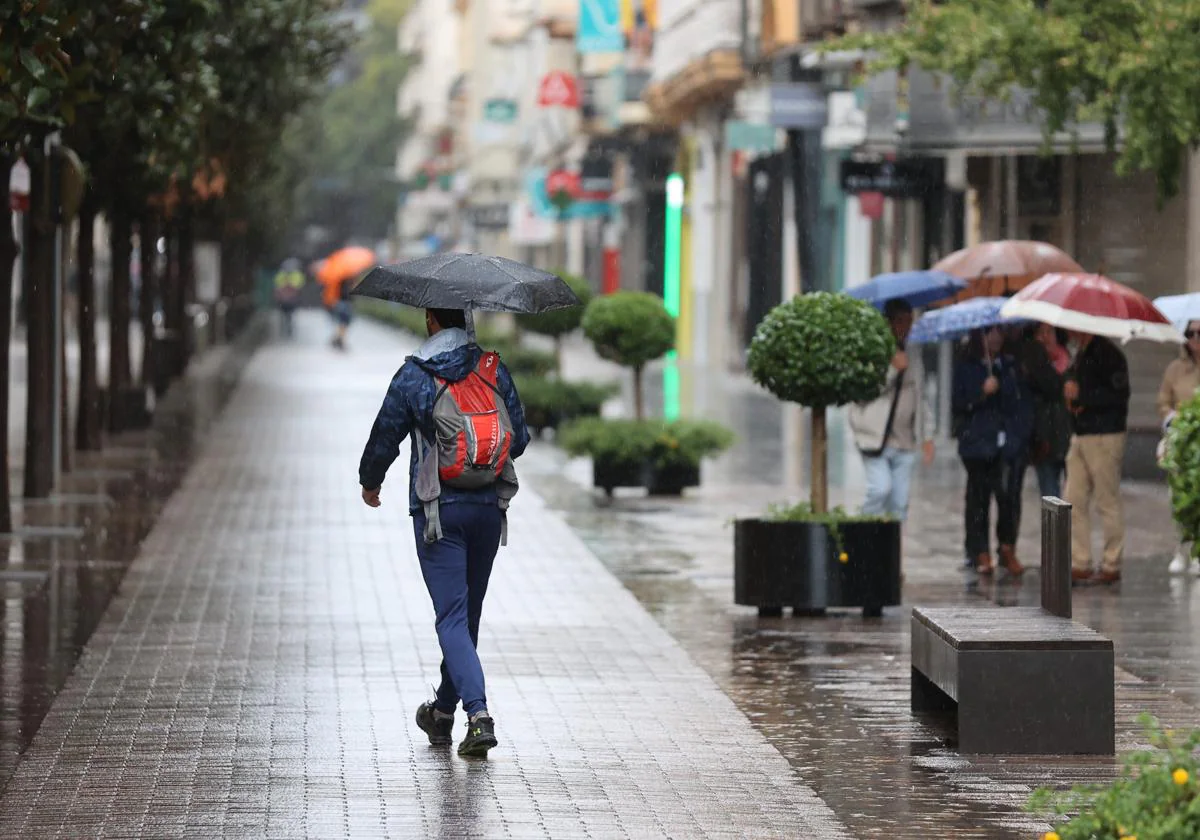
[0,313,850,839]
[518,337,1200,839]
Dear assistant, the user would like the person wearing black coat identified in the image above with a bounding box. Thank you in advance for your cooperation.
[952,326,1034,576]
[1012,325,1072,498]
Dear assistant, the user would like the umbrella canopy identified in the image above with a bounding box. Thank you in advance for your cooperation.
[908,297,1029,345]
[845,270,966,309]
[1152,293,1200,331]
[935,241,1083,296]
[352,252,581,314]
[1000,273,1183,344]
[318,246,377,287]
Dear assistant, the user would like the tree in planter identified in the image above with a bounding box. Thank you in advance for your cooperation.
[517,271,592,376]
[747,292,894,514]
[1164,390,1200,557]
[581,291,675,420]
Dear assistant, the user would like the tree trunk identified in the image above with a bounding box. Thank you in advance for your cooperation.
[75,195,101,451]
[0,156,18,530]
[138,213,158,387]
[811,405,828,515]
[24,153,55,499]
[633,364,644,421]
[107,207,133,432]
[176,196,194,370]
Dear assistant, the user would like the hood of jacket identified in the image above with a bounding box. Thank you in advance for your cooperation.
[409,327,481,382]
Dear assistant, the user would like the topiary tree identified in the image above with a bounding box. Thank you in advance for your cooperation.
[582,291,675,421]
[1164,391,1200,557]
[748,292,894,514]
[517,270,593,376]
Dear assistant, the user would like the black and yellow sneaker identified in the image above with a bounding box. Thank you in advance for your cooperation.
[457,712,498,758]
[416,702,454,746]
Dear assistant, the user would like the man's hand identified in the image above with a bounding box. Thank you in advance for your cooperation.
[362,487,381,508]
[892,350,909,373]
[922,440,935,466]
[982,375,999,396]
[1064,380,1080,401]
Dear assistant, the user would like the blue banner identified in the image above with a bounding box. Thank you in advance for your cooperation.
[577,0,624,53]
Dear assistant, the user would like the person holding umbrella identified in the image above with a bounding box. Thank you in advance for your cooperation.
[356,253,579,757]
[1157,319,1200,573]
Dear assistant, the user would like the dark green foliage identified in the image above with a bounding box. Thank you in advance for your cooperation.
[559,417,734,470]
[1164,391,1200,556]
[748,292,894,408]
[581,291,675,371]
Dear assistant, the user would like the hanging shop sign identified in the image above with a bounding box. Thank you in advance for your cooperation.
[724,121,780,154]
[768,82,828,130]
[839,159,941,199]
[537,72,581,109]
[467,203,510,231]
[483,98,518,124]
[577,0,624,54]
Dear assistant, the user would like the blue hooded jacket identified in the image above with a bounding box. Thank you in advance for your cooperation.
[952,354,1033,462]
[358,328,530,513]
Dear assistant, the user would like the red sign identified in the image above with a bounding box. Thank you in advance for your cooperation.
[858,191,884,220]
[537,72,580,108]
[545,169,580,198]
[602,248,620,294]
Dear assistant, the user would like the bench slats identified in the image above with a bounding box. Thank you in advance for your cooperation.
[913,606,1112,651]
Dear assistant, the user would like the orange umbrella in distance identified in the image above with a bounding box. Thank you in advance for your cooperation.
[935,240,1083,301]
[318,246,376,307]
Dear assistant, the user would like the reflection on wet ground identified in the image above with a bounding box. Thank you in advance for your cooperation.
[523,407,1198,838]
[0,320,263,793]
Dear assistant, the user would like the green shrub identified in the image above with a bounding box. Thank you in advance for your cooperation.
[581,291,675,419]
[766,502,893,558]
[1029,715,1200,840]
[559,417,733,469]
[518,271,592,339]
[1164,391,1200,556]
[493,344,556,378]
[747,292,894,513]
[515,377,618,429]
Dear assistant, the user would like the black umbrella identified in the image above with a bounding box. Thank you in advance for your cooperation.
[352,253,581,314]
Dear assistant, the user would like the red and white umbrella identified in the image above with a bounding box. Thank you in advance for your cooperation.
[1000,273,1183,344]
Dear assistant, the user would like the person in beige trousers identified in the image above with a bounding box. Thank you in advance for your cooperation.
[1064,332,1131,585]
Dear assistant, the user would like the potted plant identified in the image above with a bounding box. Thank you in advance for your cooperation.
[516,377,619,435]
[735,292,900,618]
[561,291,734,495]
[559,417,733,496]
[517,270,593,376]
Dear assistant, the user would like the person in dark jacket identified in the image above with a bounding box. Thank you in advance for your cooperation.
[359,308,530,757]
[1064,331,1130,584]
[952,326,1032,576]
[1013,324,1072,498]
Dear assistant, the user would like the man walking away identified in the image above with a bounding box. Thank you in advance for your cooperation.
[273,259,305,338]
[849,298,936,522]
[359,308,530,757]
[1064,331,1130,585]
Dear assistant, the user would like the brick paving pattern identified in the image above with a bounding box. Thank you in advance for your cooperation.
[0,314,849,839]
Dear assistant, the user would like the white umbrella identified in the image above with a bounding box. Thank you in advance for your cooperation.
[1000,273,1184,344]
[1152,292,1200,332]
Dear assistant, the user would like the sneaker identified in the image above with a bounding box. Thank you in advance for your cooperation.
[457,712,498,758]
[1169,551,1188,575]
[416,702,454,746]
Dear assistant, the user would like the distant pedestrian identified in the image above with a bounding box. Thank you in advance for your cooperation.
[1013,323,1072,499]
[952,326,1031,576]
[358,308,529,758]
[273,259,305,338]
[849,298,935,522]
[1157,319,1200,574]
[1064,331,1130,585]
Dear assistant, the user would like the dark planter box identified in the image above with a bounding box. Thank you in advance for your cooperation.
[591,458,702,497]
[734,518,902,618]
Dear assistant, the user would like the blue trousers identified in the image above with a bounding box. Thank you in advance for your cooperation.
[861,446,918,521]
[413,503,502,717]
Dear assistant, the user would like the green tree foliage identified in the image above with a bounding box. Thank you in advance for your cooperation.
[582,291,675,420]
[282,0,413,250]
[835,0,1200,200]
[1165,390,1200,556]
[748,293,893,513]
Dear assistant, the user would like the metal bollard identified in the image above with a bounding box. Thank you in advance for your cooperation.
[1040,496,1073,618]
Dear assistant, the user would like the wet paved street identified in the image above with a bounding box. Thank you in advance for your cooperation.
[521,337,1200,838]
[0,314,848,838]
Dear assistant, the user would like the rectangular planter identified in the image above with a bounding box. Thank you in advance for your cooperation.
[733,518,902,618]
[591,458,702,497]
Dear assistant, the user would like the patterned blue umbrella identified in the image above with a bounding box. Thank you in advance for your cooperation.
[908,297,1029,345]
[846,270,967,309]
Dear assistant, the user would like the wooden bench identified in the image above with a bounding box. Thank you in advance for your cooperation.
[910,498,1115,755]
